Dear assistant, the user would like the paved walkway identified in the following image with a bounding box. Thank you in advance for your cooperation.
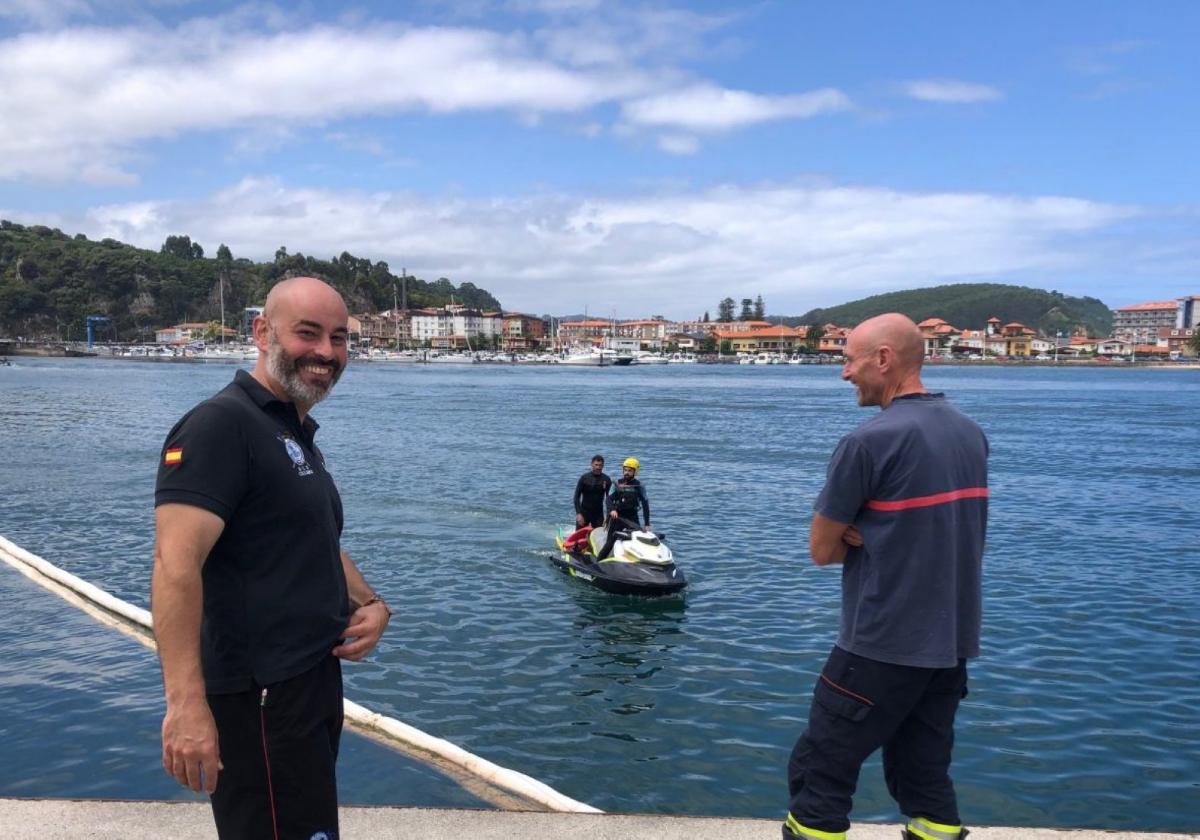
[0,800,1193,839]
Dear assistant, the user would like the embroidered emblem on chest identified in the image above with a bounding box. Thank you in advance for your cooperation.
[280,435,315,477]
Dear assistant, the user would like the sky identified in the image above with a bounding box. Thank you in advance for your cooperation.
[1,0,1197,320]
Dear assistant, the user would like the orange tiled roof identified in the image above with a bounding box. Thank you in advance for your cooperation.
[713,326,804,339]
[1117,300,1178,312]
[917,317,946,328]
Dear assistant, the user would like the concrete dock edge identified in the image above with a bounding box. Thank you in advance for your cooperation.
[0,800,1194,839]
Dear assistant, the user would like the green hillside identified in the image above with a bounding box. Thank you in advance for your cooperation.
[780,283,1112,336]
[0,220,501,341]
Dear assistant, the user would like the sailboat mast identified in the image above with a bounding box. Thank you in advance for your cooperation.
[219,272,225,346]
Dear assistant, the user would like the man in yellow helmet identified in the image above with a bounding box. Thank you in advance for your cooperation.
[595,457,651,560]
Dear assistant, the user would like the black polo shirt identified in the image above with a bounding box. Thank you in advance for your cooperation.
[155,369,348,694]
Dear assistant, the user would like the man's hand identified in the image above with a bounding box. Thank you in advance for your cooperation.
[575,513,585,527]
[842,526,864,547]
[609,510,618,520]
[333,601,390,661]
[161,697,222,794]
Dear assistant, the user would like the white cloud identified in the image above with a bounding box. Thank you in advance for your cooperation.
[902,80,1003,104]
[64,177,1147,319]
[657,134,699,155]
[0,19,656,183]
[622,85,852,132]
[1063,40,1151,76]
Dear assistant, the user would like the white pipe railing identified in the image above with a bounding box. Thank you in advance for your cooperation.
[0,534,601,814]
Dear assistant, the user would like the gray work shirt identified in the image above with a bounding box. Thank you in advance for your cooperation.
[815,393,989,668]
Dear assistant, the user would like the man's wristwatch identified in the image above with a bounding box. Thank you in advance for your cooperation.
[359,594,393,618]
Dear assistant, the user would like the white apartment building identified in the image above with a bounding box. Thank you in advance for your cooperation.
[410,306,503,348]
[1112,300,1178,344]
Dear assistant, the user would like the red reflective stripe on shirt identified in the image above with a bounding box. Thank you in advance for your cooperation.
[865,486,989,512]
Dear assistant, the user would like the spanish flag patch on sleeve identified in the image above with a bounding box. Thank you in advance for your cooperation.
[164,448,183,465]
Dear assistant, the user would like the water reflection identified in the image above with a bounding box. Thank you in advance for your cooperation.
[567,589,689,737]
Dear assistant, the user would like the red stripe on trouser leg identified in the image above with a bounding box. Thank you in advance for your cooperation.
[260,688,280,840]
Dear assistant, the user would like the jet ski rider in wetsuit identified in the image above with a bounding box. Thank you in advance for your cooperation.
[596,457,651,560]
[574,454,612,528]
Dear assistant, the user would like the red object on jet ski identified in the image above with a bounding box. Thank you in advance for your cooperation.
[563,525,593,551]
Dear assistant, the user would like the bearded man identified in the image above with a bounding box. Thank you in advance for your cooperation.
[152,276,391,839]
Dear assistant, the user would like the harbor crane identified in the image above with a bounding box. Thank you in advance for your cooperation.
[85,315,111,350]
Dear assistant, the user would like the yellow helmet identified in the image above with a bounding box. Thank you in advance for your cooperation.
[622,457,641,471]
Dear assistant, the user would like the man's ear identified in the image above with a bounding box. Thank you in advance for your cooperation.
[252,315,271,349]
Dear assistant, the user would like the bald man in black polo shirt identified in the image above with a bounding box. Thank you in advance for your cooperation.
[152,276,391,839]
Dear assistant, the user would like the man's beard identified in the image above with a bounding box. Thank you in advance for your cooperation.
[266,330,342,406]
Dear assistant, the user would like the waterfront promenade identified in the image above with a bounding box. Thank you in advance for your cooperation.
[1,800,1193,840]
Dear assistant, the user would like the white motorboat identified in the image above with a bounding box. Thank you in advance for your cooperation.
[559,348,615,366]
[632,352,669,365]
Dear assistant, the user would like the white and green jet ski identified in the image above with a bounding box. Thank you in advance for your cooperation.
[552,523,687,596]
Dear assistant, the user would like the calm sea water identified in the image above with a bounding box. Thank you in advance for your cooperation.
[0,358,1197,831]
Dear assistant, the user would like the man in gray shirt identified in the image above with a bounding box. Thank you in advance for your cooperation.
[783,313,989,840]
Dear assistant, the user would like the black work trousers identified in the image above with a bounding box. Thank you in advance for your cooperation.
[208,654,344,840]
[785,645,968,837]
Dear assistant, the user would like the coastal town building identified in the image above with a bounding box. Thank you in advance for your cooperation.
[501,313,548,351]
[616,319,670,349]
[357,310,412,347]
[1176,295,1200,329]
[242,307,263,336]
[1112,300,1180,344]
[1159,326,1197,357]
[996,322,1036,357]
[817,325,849,355]
[155,322,236,344]
[712,325,808,353]
[408,305,504,349]
[667,332,698,350]
[556,319,612,344]
[916,318,962,356]
[672,319,721,337]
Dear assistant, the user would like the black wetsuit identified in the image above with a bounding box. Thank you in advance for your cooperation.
[574,470,612,527]
[597,478,650,559]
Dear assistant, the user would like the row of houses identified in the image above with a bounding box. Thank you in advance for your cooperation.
[153,293,1200,357]
[914,316,1197,359]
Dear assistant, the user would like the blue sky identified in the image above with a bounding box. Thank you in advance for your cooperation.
[1,0,1196,319]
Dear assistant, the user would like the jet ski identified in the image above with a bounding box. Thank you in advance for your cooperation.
[552,523,687,596]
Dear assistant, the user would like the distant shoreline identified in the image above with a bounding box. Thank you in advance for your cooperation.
[2,345,1197,370]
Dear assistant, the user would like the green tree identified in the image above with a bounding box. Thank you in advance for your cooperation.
[719,339,733,355]
[805,323,825,351]
[739,298,753,321]
[698,335,717,353]
[216,243,233,262]
[717,298,735,322]
[753,295,765,320]
[1189,330,1200,356]
[161,235,199,260]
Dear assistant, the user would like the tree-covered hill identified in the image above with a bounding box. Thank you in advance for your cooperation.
[0,220,502,341]
[777,283,1112,336]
